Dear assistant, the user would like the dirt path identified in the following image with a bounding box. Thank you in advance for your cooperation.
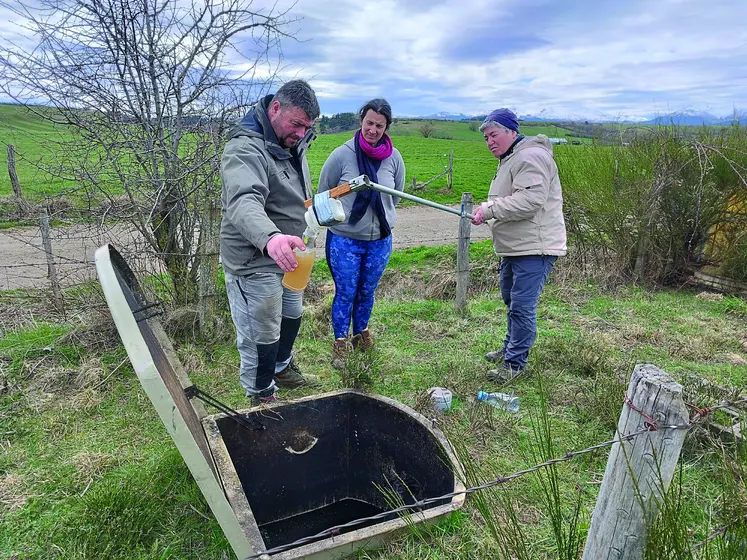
[0,205,491,290]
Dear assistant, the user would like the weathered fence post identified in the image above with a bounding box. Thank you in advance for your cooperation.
[456,192,473,312]
[198,200,220,338]
[582,364,688,560]
[8,144,31,215]
[40,209,64,314]
[447,150,453,190]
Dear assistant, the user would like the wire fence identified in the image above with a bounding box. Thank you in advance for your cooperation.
[244,396,747,559]
[0,208,491,292]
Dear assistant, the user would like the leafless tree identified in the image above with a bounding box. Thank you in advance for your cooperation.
[0,0,298,304]
[419,123,436,138]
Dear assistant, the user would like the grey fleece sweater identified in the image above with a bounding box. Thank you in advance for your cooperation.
[318,137,405,241]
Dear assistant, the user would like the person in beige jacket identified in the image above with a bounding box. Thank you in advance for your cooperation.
[471,108,567,383]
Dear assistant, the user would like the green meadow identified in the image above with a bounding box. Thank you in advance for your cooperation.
[1,242,746,559]
[1,103,746,559]
[0,104,594,207]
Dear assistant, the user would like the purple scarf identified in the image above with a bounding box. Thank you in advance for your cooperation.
[349,130,394,239]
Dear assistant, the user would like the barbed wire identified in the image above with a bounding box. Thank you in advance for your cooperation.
[243,396,747,559]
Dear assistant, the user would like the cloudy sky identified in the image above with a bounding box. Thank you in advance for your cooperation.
[268,0,747,120]
[1,0,745,121]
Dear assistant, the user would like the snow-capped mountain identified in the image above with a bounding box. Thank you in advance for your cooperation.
[641,110,744,126]
[419,111,482,121]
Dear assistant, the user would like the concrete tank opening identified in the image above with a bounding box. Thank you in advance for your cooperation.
[206,391,456,551]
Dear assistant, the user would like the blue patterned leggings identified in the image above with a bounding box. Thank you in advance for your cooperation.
[326,231,392,339]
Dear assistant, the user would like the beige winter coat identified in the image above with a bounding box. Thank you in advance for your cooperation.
[481,134,567,257]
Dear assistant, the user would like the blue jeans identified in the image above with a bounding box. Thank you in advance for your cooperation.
[499,255,557,369]
[326,231,392,339]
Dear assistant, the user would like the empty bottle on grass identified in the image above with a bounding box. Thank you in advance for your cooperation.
[476,391,519,413]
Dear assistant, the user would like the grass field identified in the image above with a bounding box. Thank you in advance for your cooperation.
[0,103,75,199]
[389,118,593,144]
[0,104,594,207]
[1,241,745,559]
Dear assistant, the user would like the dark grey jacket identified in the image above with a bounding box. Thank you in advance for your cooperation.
[220,96,313,275]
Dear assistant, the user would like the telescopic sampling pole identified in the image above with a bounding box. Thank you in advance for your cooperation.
[302,174,474,241]
[358,175,474,219]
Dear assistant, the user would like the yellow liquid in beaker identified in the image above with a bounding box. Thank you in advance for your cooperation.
[281,249,316,292]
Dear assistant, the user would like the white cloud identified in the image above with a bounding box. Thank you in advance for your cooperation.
[276,0,747,118]
[1,0,745,119]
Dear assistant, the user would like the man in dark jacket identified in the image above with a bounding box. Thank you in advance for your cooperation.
[220,80,320,404]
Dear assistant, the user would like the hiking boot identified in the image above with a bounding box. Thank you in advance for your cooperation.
[250,386,278,406]
[251,392,278,406]
[332,337,350,370]
[275,358,319,389]
[352,328,374,352]
[484,349,505,363]
[487,363,526,384]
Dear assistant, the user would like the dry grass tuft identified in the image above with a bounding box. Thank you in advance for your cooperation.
[176,344,204,374]
[71,451,116,484]
[28,366,77,395]
[163,306,200,340]
[0,296,53,334]
[696,291,724,301]
[74,358,105,388]
[60,315,119,353]
[0,474,27,512]
[71,387,103,409]
[304,299,333,340]
[378,262,500,302]
[721,352,747,366]
[302,279,334,304]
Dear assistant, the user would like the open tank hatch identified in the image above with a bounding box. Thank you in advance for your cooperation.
[205,390,458,552]
[95,243,465,559]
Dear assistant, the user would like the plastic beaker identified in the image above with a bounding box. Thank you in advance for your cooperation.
[281,247,316,292]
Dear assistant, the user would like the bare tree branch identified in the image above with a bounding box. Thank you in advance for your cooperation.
[0,0,297,303]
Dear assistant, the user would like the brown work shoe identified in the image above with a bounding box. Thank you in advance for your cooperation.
[250,386,278,406]
[275,358,319,389]
[484,349,505,363]
[251,392,278,406]
[352,328,374,351]
[487,364,526,385]
[332,338,350,370]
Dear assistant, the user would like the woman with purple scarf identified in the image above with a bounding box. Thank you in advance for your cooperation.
[318,98,405,368]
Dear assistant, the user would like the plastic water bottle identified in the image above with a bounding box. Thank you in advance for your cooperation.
[476,391,520,413]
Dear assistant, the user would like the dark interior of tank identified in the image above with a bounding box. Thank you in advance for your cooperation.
[216,392,455,549]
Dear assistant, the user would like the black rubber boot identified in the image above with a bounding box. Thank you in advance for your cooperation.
[276,316,302,363]
[255,340,280,395]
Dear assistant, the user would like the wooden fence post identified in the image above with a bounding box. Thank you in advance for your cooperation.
[456,192,473,312]
[40,209,64,314]
[582,364,688,560]
[447,150,453,190]
[8,144,31,215]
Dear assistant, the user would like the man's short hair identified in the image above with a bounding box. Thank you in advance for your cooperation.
[273,80,320,120]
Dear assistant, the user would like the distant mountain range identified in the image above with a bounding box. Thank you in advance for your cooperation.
[417,111,483,121]
[412,109,746,125]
